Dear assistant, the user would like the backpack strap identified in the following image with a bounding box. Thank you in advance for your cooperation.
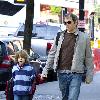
[56,32,61,46]
[56,30,66,46]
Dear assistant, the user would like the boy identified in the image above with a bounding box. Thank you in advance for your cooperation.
[12,50,36,100]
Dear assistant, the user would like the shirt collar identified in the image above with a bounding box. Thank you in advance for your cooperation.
[73,29,79,36]
[64,29,79,36]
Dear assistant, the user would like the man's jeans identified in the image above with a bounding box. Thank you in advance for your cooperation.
[58,72,82,100]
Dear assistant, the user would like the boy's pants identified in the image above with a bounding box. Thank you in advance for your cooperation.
[14,95,30,100]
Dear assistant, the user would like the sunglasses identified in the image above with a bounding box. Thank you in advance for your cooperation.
[64,21,72,25]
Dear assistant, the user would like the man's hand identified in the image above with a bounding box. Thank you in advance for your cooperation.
[85,78,92,84]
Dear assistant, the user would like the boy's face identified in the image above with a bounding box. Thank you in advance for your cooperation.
[18,56,25,66]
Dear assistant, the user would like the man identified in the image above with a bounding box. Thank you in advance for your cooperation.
[41,13,94,100]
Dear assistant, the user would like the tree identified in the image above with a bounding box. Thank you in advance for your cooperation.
[23,0,34,54]
[50,6,62,15]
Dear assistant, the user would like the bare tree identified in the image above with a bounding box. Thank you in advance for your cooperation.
[23,0,34,54]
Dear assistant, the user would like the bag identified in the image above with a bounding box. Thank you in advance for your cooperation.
[47,69,57,82]
[5,78,14,100]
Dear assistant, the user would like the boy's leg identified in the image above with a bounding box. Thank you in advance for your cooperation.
[22,95,30,100]
[14,95,21,100]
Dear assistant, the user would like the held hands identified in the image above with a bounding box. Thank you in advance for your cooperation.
[40,73,47,80]
[40,67,48,81]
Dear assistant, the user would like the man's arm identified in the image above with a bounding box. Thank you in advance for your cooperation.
[41,37,57,77]
[85,35,94,84]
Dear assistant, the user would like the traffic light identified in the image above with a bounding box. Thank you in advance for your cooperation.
[14,0,26,4]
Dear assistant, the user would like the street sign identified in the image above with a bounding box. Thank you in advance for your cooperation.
[78,20,85,28]
[14,0,26,4]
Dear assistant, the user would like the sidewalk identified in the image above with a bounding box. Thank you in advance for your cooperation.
[0,72,100,100]
[33,81,61,100]
[33,71,100,100]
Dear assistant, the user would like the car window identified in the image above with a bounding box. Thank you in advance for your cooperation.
[35,25,61,39]
[17,24,61,39]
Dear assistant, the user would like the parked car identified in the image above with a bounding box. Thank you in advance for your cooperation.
[0,36,23,89]
[13,23,64,64]
[0,40,15,89]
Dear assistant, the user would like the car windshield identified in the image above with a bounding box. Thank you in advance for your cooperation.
[17,24,61,39]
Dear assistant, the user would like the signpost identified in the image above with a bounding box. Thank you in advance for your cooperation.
[78,0,85,32]
[78,20,85,29]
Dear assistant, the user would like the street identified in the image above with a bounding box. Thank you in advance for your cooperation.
[0,71,100,100]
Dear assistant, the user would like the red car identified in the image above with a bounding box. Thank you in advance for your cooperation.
[0,38,22,90]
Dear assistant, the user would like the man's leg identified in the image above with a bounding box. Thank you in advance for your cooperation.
[58,73,70,100]
[68,73,82,100]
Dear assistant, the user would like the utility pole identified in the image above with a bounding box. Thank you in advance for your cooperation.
[78,0,85,32]
[23,0,34,54]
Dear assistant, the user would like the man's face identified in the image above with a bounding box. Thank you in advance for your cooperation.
[64,16,77,33]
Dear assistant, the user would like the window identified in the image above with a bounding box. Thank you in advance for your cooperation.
[17,24,61,39]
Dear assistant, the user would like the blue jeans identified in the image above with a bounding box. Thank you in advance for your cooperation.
[58,73,82,100]
[14,95,30,100]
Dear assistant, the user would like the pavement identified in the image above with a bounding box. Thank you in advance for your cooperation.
[0,71,100,100]
[33,71,100,100]
[33,81,61,100]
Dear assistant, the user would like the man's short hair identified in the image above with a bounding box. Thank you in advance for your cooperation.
[65,13,78,22]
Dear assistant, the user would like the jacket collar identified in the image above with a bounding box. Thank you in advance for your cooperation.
[63,29,79,36]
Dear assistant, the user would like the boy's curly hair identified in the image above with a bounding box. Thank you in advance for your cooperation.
[15,50,29,63]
